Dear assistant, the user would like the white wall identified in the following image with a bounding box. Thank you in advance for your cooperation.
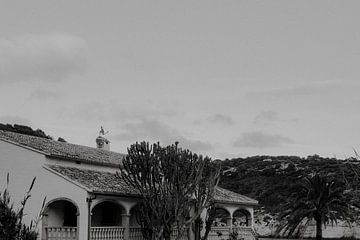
[40,166,89,240]
[0,141,46,226]
[0,141,89,240]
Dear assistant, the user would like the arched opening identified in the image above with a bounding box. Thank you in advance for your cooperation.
[91,201,125,226]
[90,201,126,240]
[43,199,79,240]
[233,209,251,227]
[213,208,230,227]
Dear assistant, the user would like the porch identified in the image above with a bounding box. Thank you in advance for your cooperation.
[43,199,256,240]
[45,226,255,240]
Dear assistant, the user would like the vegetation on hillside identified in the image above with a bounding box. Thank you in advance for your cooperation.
[276,173,358,240]
[220,155,360,216]
[219,155,360,238]
[0,123,67,142]
[0,123,52,139]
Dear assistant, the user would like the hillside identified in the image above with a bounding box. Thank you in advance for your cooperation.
[0,123,52,139]
[219,155,360,215]
[0,123,69,142]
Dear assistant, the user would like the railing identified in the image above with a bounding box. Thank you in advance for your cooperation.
[90,226,125,240]
[45,227,77,240]
[128,226,255,240]
[208,226,256,240]
[233,226,256,240]
[129,227,189,240]
[171,227,189,240]
[130,227,143,240]
[44,225,254,240]
[208,227,231,240]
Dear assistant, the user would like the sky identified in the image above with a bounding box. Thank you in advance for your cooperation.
[0,0,360,159]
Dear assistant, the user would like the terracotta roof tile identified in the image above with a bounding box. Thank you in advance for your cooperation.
[214,187,258,205]
[47,165,257,205]
[0,130,125,166]
[47,165,138,195]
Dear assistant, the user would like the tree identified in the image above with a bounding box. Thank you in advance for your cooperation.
[276,173,359,240]
[0,174,45,240]
[192,158,220,240]
[118,142,220,240]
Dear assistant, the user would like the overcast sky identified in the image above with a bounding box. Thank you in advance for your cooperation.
[1,0,360,159]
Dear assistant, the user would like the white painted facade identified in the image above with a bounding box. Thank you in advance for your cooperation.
[0,140,89,240]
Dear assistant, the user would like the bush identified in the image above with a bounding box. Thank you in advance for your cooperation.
[0,174,45,240]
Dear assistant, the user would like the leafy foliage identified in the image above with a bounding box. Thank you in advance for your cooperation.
[0,174,45,240]
[219,155,360,215]
[118,142,220,240]
[219,155,360,238]
[192,158,220,240]
[276,173,358,240]
[0,123,52,139]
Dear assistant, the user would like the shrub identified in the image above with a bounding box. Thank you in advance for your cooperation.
[0,174,45,240]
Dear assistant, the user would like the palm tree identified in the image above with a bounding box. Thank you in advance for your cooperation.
[276,173,358,240]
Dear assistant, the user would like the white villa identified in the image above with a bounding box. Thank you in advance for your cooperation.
[0,130,258,240]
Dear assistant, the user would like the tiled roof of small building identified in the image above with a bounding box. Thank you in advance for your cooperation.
[0,130,125,166]
[47,165,138,195]
[47,165,257,205]
[213,186,258,205]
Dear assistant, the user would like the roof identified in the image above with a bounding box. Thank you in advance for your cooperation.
[46,165,258,205]
[213,187,258,205]
[0,130,125,166]
[47,164,137,195]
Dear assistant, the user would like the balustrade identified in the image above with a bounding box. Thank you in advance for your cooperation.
[85,226,254,240]
[208,227,231,240]
[233,226,256,240]
[45,227,77,240]
[90,226,125,240]
[129,227,143,240]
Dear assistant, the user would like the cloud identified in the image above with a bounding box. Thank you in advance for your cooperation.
[253,111,279,125]
[233,131,293,148]
[208,114,235,125]
[114,119,213,152]
[0,33,88,83]
[70,102,176,123]
[0,115,31,125]
[29,89,64,101]
[253,110,299,125]
[247,81,347,100]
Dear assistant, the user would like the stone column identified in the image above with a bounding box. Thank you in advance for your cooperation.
[226,216,233,232]
[122,213,131,240]
[249,208,254,229]
[41,213,48,240]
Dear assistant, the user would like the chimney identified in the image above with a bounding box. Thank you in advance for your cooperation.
[96,126,110,150]
[96,136,110,151]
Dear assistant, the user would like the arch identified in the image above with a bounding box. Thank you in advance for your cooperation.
[91,200,125,227]
[90,199,126,212]
[43,198,79,227]
[233,208,251,227]
[43,197,80,216]
[42,198,79,240]
[213,207,231,227]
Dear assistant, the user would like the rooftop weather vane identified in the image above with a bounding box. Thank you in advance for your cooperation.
[99,126,109,136]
